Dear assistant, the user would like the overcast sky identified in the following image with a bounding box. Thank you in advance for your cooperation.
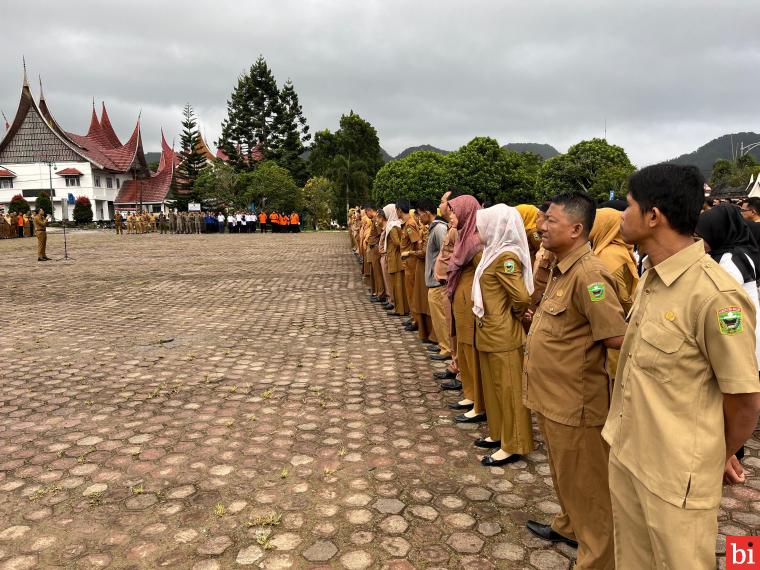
[1,0,758,166]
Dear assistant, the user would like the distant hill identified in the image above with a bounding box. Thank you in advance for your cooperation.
[667,132,760,177]
[502,143,560,159]
[144,151,161,164]
[380,147,393,162]
[394,145,450,160]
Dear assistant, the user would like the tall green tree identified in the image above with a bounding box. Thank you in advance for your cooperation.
[330,154,370,220]
[498,150,543,205]
[537,138,636,202]
[710,155,760,190]
[194,161,242,210]
[372,151,450,206]
[34,192,53,216]
[302,176,336,230]
[218,56,283,168]
[271,79,311,185]
[239,161,302,213]
[307,129,340,178]
[445,137,506,204]
[175,103,207,209]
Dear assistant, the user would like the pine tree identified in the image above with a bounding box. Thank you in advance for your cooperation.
[176,103,207,198]
[218,56,282,169]
[271,79,311,185]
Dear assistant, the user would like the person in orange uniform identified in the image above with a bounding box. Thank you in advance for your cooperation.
[269,211,279,233]
[17,212,25,238]
[290,212,300,233]
[258,211,267,233]
[280,213,289,232]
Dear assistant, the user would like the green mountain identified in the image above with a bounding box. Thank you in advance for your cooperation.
[394,145,450,160]
[502,143,559,159]
[667,132,760,177]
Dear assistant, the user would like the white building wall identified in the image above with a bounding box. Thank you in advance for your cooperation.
[0,161,120,221]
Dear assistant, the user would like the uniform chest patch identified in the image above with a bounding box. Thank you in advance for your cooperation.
[587,282,606,302]
[504,260,516,274]
[406,228,412,235]
[718,307,743,335]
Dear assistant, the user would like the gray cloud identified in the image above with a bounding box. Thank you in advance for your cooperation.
[1,0,758,166]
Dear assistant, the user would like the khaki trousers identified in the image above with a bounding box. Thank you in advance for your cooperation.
[404,258,417,315]
[427,287,451,355]
[36,231,47,258]
[479,349,533,454]
[609,452,718,570]
[370,251,385,298]
[380,255,393,305]
[457,342,485,414]
[390,271,408,315]
[536,413,614,570]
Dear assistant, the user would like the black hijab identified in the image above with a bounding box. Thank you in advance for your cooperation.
[696,203,760,284]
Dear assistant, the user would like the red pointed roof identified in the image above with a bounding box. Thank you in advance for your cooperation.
[0,168,16,177]
[114,128,176,205]
[86,105,114,150]
[55,168,83,176]
[99,103,122,148]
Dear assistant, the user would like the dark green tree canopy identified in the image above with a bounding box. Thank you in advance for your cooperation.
[9,194,30,215]
[372,150,450,206]
[34,192,53,216]
[239,161,301,213]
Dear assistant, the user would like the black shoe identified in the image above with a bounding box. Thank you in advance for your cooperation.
[525,521,578,548]
[474,438,501,449]
[440,379,463,391]
[448,402,474,411]
[369,295,379,302]
[434,370,457,380]
[482,453,523,466]
[430,354,452,361]
[404,320,412,326]
[422,338,436,345]
[454,413,487,424]
[405,324,418,332]
[383,304,395,311]
[38,257,44,262]
[426,345,440,352]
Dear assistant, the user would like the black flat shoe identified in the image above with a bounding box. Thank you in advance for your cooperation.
[448,402,474,411]
[422,338,436,345]
[525,521,578,548]
[382,304,394,310]
[454,413,487,424]
[430,354,452,361]
[405,324,418,332]
[426,345,440,352]
[434,371,457,380]
[481,453,522,466]
[404,320,412,326]
[474,438,501,449]
[440,379,462,391]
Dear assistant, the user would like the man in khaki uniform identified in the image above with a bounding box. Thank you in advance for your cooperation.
[114,212,123,235]
[420,199,451,360]
[603,164,760,569]
[398,198,422,332]
[364,205,385,302]
[33,209,49,261]
[523,191,627,570]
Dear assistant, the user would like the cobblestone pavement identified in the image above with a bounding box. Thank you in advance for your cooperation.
[0,231,758,569]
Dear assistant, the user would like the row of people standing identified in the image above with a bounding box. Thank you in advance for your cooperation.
[0,211,35,239]
[113,211,301,235]
[350,163,760,569]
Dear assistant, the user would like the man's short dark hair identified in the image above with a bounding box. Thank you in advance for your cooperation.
[742,197,760,215]
[548,191,596,237]
[445,186,463,201]
[628,164,704,235]
[396,197,411,214]
[538,201,551,213]
[416,197,436,214]
[362,203,376,212]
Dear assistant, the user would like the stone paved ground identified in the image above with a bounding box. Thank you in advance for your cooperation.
[0,230,758,570]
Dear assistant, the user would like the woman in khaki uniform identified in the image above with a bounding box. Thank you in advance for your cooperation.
[411,216,436,342]
[516,204,541,266]
[377,208,393,309]
[472,204,535,465]
[447,195,486,422]
[385,205,408,316]
[589,208,639,384]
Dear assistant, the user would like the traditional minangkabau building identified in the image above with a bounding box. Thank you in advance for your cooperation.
[0,69,178,220]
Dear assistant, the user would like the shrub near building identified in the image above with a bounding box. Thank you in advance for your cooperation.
[73,196,93,224]
[9,193,30,215]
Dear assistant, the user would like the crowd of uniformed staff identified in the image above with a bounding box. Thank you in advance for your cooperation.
[350,164,760,569]
[112,210,301,235]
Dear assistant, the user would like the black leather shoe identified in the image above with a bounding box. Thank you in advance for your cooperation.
[434,370,457,380]
[383,304,394,310]
[404,320,412,326]
[525,521,578,548]
[405,324,418,332]
[422,338,436,345]
[448,402,474,411]
[440,379,462,391]
[426,345,440,352]
[474,438,501,449]
[454,413,487,424]
[482,453,522,466]
[430,354,452,361]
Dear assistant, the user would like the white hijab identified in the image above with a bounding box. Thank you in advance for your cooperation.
[472,204,535,318]
[383,203,401,250]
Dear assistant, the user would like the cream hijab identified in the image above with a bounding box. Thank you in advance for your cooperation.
[472,204,534,319]
[383,203,401,250]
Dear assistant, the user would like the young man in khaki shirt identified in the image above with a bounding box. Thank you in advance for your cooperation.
[603,164,760,569]
[523,191,627,570]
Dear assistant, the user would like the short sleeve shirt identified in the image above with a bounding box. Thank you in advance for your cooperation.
[400,218,421,254]
[523,243,627,427]
[434,227,457,281]
[602,240,759,509]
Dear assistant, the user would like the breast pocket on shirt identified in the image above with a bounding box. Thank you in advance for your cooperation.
[634,321,685,382]
[540,300,567,337]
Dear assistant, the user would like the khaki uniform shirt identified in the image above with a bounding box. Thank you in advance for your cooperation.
[475,252,531,353]
[602,240,759,509]
[386,226,403,274]
[523,243,627,427]
[400,217,421,270]
[366,217,382,262]
[32,213,47,232]
[434,226,457,282]
[452,252,482,346]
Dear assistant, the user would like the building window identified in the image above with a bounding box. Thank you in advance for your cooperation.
[94,176,101,188]
[0,179,13,189]
[65,177,81,187]
[106,177,113,189]
[116,178,120,189]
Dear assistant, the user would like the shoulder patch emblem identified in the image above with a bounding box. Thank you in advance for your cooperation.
[717,307,743,335]
[587,282,606,302]
[406,227,412,235]
[504,260,516,274]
